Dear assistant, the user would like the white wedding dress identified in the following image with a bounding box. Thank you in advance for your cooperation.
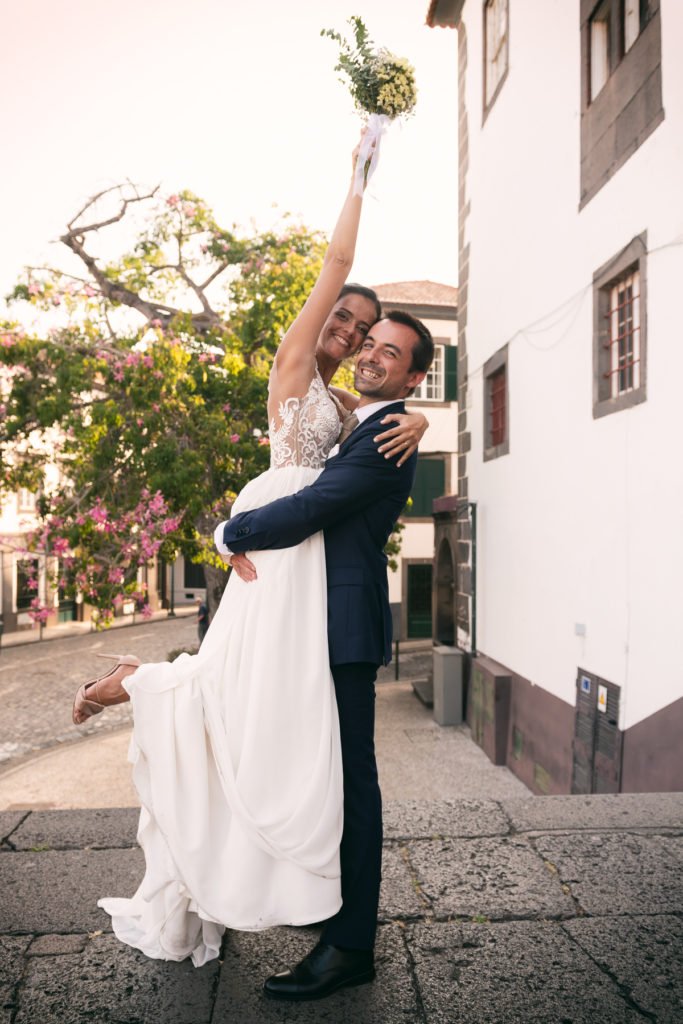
[98,369,345,966]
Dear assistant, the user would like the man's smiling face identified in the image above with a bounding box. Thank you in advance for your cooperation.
[353,319,426,403]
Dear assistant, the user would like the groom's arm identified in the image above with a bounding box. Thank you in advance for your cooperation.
[221,439,415,554]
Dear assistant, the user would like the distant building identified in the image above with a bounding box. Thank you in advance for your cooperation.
[428,0,683,792]
[374,281,458,641]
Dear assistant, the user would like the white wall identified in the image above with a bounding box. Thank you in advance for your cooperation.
[461,0,683,729]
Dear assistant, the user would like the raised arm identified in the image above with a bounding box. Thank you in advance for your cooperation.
[271,137,368,400]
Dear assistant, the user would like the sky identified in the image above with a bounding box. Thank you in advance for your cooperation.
[0,0,458,309]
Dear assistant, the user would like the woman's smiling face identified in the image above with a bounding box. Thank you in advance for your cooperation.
[317,294,378,364]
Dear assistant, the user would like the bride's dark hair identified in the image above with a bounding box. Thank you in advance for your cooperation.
[337,283,382,322]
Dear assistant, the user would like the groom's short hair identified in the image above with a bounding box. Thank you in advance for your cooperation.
[383,310,434,374]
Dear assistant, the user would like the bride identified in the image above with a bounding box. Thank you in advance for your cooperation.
[71,135,427,966]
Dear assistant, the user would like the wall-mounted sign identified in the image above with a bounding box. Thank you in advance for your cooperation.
[597,684,608,713]
[580,675,591,694]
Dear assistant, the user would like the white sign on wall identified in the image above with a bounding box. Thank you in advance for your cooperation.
[597,684,608,714]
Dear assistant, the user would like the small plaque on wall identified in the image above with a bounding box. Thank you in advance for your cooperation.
[597,684,608,713]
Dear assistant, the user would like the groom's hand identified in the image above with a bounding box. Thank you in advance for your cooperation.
[229,552,258,582]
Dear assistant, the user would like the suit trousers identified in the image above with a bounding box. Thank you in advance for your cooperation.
[321,662,382,952]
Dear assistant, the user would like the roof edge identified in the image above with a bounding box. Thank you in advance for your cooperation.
[426,0,464,28]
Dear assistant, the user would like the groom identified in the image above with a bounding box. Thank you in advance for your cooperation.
[217,310,433,1000]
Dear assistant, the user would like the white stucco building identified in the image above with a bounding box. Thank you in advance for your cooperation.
[428,0,683,791]
[373,282,458,641]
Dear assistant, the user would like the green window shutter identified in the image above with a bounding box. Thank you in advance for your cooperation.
[445,344,458,401]
[406,457,446,517]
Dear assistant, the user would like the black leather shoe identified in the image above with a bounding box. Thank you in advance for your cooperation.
[263,942,375,1001]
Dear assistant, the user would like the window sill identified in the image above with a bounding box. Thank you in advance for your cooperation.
[484,440,510,462]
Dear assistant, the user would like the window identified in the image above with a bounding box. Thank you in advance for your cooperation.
[412,343,458,403]
[624,0,647,51]
[607,271,641,397]
[588,0,654,100]
[15,558,39,611]
[580,0,662,206]
[589,0,612,100]
[483,344,509,460]
[483,0,509,115]
[405,457,447,518]
[593,234,647,418]
[17,488,36,512]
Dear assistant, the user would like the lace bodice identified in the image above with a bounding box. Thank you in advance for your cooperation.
[269,370,345,469]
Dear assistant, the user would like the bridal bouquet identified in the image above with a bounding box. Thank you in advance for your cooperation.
[321,16,417,196]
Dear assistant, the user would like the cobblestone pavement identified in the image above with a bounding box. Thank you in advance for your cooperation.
[0,614,197,766]
[0,618,432,771]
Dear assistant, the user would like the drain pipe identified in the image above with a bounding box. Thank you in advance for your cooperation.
[470,501,477,657]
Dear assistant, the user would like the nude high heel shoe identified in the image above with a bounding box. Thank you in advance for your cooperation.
[72,654,141,725]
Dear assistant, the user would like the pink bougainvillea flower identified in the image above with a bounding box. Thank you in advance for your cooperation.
[50,537,70,556]
[230,433,240,443]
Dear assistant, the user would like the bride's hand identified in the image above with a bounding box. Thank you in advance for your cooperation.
[351,129,375,184]
[374,412,429,467]
[229,552,258,582]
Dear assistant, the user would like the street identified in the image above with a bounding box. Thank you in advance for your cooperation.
[0,614,197,766]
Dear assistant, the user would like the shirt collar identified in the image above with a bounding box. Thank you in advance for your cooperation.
[355,400,400,425]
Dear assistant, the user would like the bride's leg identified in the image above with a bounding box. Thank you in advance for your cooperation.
[72,655,140,725]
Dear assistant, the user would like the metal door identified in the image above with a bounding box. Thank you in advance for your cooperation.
[406,563,432,638]
[572,669,622,793]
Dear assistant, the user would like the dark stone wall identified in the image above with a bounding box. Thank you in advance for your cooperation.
[622,695,683,792]
[506,671,575,795]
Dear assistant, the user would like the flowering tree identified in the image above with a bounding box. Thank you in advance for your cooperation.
[0,185,326,623]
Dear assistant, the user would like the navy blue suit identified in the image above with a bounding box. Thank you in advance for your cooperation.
[222,401,416,949]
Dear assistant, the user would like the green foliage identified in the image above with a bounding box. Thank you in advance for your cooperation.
[0,186,327,619]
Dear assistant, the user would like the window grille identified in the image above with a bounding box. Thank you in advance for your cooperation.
[489,366,506,446]
[605,270,640,397]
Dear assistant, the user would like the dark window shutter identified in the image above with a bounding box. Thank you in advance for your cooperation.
[406,458,446,517]
[445,345,458,401]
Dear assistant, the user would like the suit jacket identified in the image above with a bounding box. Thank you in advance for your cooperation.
[222,401,417,666]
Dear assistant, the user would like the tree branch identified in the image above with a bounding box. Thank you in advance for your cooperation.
[59,184,224,333]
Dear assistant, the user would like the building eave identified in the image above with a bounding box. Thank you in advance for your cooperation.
[426,0,464,28]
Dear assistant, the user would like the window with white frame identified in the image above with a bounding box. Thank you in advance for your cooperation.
[607,270,641,397]
[484,0,509,112]
[413,344,444,402]
[593,234,647,418]
[17,488,36,512]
